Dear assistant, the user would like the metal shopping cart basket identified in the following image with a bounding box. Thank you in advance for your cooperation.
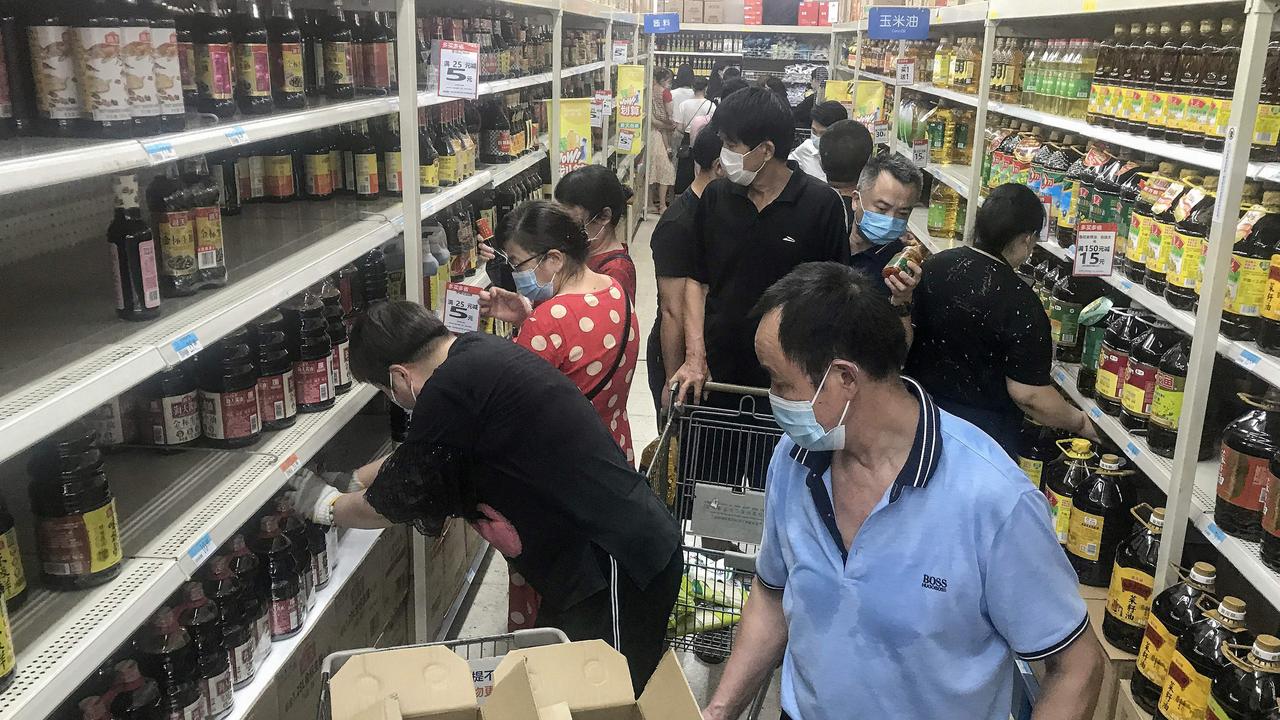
[317,628,569,720]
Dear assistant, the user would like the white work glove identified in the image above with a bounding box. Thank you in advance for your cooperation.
[286,468,343,526]
[320,470,364,493]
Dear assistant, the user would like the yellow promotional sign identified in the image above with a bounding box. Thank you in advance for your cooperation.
[616,64,646,155]
[826,80,887,124]
[545,97,593,176]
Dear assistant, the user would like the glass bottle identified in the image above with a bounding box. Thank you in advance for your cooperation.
[193,0,234,118]
[380,115,403,198]
[75,0,132,138]
[302,7,324,98]
[119,0,161,137]
[268,0,305,109]
[198,342,261,449]
[142,361,202,447]
[322,0,354,100]
[1102,506,1163,653]
[233,0,272,115]
[27,2,83,137]
[303,130,334,200]
[108,174,162,321]
[419,112,439,194]
[351,119,380,200]
[361,9,392,95]
[0,500,25,612]
[182,156,228,288]
[1131,562,1218,713]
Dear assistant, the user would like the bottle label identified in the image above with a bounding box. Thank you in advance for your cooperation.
[313,549,330,587]
[1066,508,1104,561]
[1167,230,1202,289]
[328,149,343,190]
[270,595,303,636]
[1147,221,1175,274]
[355,153,379,196]
[1209,98,1232,140]
[121,26,160,118]
[1105,565,1155,629]
[927,199,946,231]
[1149,371,1186,431]
[157,211,196,278]
[1166,93,1189,130]
[150,390,201,445]
[1081,325,1106,372]
[265,155,295,198]
[237,42,271,97]
[1254,104,1280,147]
[439,154,458,184]
[254,611,272,660]
[420,162,439,190]
[1045,488,1072,544]
[76,26,132,122]
[1049,299,1083,348]
[236,156,265,200]
[1017,457,1043,489]
[229,636,255,686]
[199,387,261,441]
[1121,360,1158,418]
[1095,346,1128,402]
[305,153,334,197]
[194,206,224,271]
[384,151,402,193]
[363,42,391,89]
[1157,650,1211,720]
[323,41,353,86]
[343,150,355,190]
[1186,95,1213,136]
[294,358,332,406]
[1260,468,1280,538]
[178,39,197,92]
[273,42,305,93]
[204,668,234,716]
[1057,179,1080,230]
[332,339,351,387]
[1218,445,1271,512]
[168,693,204,720]
[197,42,234,100]
[256,370,297,423]
[0,528,27,601]
[0,597,12,679]
[1225,254,1269,317]
[1142,91,1166,128]
[137,237,162,308]
[28,26,84,119]
[1136,613,1176,687]
[36,500,122,576]
[1207,696,1232,720]
[510,128,525,156]
[109,243,125,309]
[153,27,183,115]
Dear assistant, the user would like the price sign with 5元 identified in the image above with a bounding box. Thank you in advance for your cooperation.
[1073,222,1119,277]
[444,282,482,334]
[435,40,480,99]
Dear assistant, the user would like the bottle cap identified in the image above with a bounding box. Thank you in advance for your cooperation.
[113,659,144,688]
[1189,561,1217,584]
[182,581,208,605]
[1254,635,1280,662]
[260,515,281,536]
[1219,596,1247,622]
[1099,454,1125,471]
[79,697,111,720]
[207,555,234,580]
[151,607,179,633]
[1150,508,1166,528]
[1070,439,1092,455]
[229,534,251,556]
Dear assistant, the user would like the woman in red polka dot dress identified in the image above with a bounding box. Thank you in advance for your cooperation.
[481,200,641,631]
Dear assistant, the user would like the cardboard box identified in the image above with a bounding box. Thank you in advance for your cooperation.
[1079,583,1110,602]
[798,3,819,25]
[703,0,724,22]
[1087,599,1137,720]
[328,640,702,720]
[376,596,411,650]
[663,0,684,18]
[276,622,340,720]
[238,681,278,720]
[683,0,704,22]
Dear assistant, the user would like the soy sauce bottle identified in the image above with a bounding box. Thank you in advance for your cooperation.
[201,555,256,689]
[149,164,198,297]
[1132,562,1219,713]
[1050,274,1106,363]
[1260,454,1280,571]
[322,0,354,100]
[107,660,164,720]
[1155,597,1254,720]
[1096,310,1151,416]
[233,0,272,115]
[1016,418,1060,490]
[268,0,306,109]
[176,583,234,719]
[198,343,261,449]
[143,361,202,448]
[0,500,26,612]
[182,157,227,288]
[1076,297,1114,398]
[254,330,297,431]
[193,0,235,118]
[1045,439,1094,547]
[1067,453,1132,586]
[251,516,304,640]
[1223,211,1280,341]
[324,304,352,395]
[1208,634,1280,719]
[294,317,334,413]
[227,536,271,664]
[108,174,162,320]
[134,608,203,720]
[274,497,314,613]
[1120,320,1180,431]
[1148,338,1194,457]
[1103,506,1164,654]
[1217,389,1280,541]
[351,120,380,201]
[75,0,133,139]
[28,423,123,590]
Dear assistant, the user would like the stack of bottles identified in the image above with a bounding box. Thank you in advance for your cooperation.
[418,8,555,84]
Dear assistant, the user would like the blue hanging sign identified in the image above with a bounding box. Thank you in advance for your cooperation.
[644,13,680,34]
[867,8,930,40]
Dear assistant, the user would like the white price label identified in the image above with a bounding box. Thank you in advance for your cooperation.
[280,453,301,478]
[910,140,929,168]
[435,40,480,100]
[171,332,202,361]
[225,126,249,146]
[1073,222,1118,277]
[444,282,483,334]
[144,141,176,164]
[617,129,635,152]
[872,122,890,144]
[612,40,630,63]
[895,59,916,85]
[590,90,612,128]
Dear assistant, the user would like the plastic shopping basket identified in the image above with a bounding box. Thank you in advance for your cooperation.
[317,628,569,720]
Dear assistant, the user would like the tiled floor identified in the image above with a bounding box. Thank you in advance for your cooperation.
[454,215,782,719]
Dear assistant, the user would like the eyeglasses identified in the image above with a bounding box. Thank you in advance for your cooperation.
[492,247,546,271]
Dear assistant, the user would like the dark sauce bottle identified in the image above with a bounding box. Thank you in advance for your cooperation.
[251,516,304,640]
[1217,389,1280,541]
[233,0,272,115]
[1154,597,1254,720]
[1208,634,1280,719]
[1066,453,1132,586]
[1103,506,1163,654]
[1120,320,1180,431]
[108,174,162,320]
[1132,562,1218,713]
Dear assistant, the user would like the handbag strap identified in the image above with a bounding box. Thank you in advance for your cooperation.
[681,99,711,134]
[584,288,632,401]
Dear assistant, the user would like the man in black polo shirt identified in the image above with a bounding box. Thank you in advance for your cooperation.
[847,152,922,288]
[671,87,849,402]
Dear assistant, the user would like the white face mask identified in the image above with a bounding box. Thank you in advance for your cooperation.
[720,144,766,186]
[387,369,415,411]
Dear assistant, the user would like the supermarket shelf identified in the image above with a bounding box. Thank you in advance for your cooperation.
[482,146,549,187]
[1117,681,1152,720]
[435,540,494,642]
[860,69,898,85]
[1039,240,1280,392]
[743,55,829,62]
[890,138,973,199]
[1050,361,1280,611]
[908,206,963,254]
[678,23,835,34]
[654,50,742,56]
[634,53,649,62]
[902,82,980,108]
[565,60,608,77]
[836,2,990,30]
[560,0,637,23]
[989,0,1240,21]
[474,71,556,96]
[834,63,856,74]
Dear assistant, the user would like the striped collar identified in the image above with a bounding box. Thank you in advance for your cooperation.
[787,376,943,503]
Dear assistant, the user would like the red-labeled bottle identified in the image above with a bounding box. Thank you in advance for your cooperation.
[1120,320,1181,431]
[1095,310,1152,416]
[268,0,306,109]
[1217,389,1280,541]
[324,304,352,395]
[251,516,304,640]
[274,497,315,611]
[176,583,234,719]
[148,164,198,297]
[135,608,204,720]
[200,556,255,689]
[143,361,202,447]
[108,174,162,320]
[226,535,271,664]
[294,317,334,413]
[254,330,297,431]
[198,343,261,449]
[193,0,234,118]
[233,0,272,115]
[78,696,113,720]
[106,660,164,720]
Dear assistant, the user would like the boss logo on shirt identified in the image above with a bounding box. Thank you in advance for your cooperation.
[921,574,948,593]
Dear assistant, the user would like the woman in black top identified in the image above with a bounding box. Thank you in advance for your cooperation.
[903,184,1098,455]
[287,301,682,691]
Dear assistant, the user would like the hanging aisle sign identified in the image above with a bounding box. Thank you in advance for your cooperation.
[1073,222,1119,277]
[546,97,593,175]
[643,13,680,34]
[434,40,480,99]
[867,8,930,40]
[616,64,646,156]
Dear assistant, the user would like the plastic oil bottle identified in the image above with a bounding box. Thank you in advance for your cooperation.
[1155,597,1254,720]
[1216,388,1280,541]
[1067,453,1133,586]
[1208,634,1280,719]
[1044,438,1095,547]
[1131,561,1219,713]
[1102,506,1163,654]
[928,183,959,241]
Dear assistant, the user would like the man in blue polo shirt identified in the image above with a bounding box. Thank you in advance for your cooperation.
[702,262,1103,720]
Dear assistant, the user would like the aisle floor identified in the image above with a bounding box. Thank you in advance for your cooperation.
[454,215,783,718]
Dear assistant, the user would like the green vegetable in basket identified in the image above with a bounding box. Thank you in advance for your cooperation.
[684,571,749,609]
[667,606,742,637]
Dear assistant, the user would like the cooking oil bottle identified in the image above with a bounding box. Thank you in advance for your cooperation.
[1044,438,1095,547]
[927,102,954,165]
[928,183,959,240]
[1102,505,1163,654]
[933,36,952,88]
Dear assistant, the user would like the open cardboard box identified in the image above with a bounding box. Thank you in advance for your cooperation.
[328,640,702,720]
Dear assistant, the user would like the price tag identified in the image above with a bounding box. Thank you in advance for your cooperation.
[617,129,635,152]
[590,90,612,128]
[170,332,202,361]
[910,139,929,168]
[872,122,890,144]
[280,453,301,479]
[1089,406,1103,419]
[895,59,916,85]
[187,533,215,566]
[1204,521,1226,545]
[1239,348,1261,366]
[434,40,480,100]
[1126,441,1142,458]
[144,141,176,164]
[225,126,249,146]
[612,40,630,63]
[444,282,483,334]
[1072,222,1118,277]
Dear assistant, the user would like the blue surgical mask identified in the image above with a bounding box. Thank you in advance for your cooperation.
[810,134,821,150]
[768,365,850,451]
[856,195,908,245]
[512,260,555,302]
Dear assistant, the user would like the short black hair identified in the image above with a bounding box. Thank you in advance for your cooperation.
[674,63,694,88]
[858,152,923,193]
[500,199,590,262]
[718,77,749,99]
[975,183,1045,254]
[752,262,906,384]
[349,300,450,383]
[723,66,742,79]
[692,128,722,172]
[654,67,672,83]
[810,101,848,128]
[555,165,633,227]
[715,86,795,157]
[692,77,708,93]
[818,119,873,184]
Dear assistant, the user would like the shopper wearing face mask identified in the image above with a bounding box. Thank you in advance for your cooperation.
[817,119,875,229]
[788,101,848,182]
[555,165,637,299]
[286,300,681,692]
[671,87,849,405]
[905,184,1099,455]
[702,261,1104,720]
[847,153,923,286]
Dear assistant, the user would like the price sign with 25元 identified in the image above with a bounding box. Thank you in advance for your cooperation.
[436,40,480,99]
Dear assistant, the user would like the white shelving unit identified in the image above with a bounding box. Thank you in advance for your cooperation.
[679,22,834,34]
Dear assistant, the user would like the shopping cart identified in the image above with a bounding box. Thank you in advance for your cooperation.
[317,628,568,720]
[649,382,783,720]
